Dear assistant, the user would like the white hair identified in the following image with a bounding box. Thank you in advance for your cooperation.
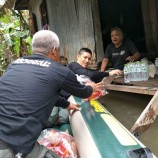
[32,30,60,55]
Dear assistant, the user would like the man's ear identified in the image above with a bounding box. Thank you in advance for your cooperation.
[47,48,56,60]
[52,51,56,57]
[77,54,80,60]
[51,47,60,62]
[51,47,56,55]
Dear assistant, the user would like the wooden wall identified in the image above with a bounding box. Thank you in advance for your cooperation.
[29,0,43,31]
[29,0,104,63]
[141,0,158,53]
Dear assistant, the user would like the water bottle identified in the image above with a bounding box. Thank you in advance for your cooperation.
[132,62,137,81]
[155,58,158,74]
[124,64,129,83]
[145,61,149,80]
[141,58,149,80]
[130,62,135,81]
[134,62,138,81]
[137,61,141,81]
[141,61,149,81]
[140,62,145,81]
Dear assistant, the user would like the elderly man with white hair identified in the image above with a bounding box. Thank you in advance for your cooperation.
[0,30,104,158]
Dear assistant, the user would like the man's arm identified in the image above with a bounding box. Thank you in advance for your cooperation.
[61,70,104,99]
[100,58,109,72]
[55,96,80,114]
[126,39,141,62]
[55,96,70,108]
[126,52,140,62]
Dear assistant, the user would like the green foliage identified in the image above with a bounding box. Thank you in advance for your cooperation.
[0,9,32,75]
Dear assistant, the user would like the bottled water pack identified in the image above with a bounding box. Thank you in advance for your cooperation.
[123,60,149,83]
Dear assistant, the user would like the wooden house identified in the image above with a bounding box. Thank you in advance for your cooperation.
[14,0,158,63]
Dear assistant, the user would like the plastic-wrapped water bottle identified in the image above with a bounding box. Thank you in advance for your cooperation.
[140,62,145,81]
[132,62,137,81]
[141,61,149,81]
[130,62,135,81]
[145,61,149,80]
[141,58,149,80]
[124,64,129,83]
[134,62,138,81]
[137,61,141,81]
[155,58,158,74]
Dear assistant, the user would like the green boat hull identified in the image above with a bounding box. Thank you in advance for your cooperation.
[69,96,156,158]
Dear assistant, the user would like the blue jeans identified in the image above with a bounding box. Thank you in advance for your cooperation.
[0,141,60,158]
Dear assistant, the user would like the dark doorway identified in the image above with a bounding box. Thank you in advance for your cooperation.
[98,0,146,53]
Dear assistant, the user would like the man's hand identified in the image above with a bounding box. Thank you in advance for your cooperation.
[109,69,123,76]
[126,56,135,62]
[85,81,105,91]
[66,102,80,112]
[126,52,140,62]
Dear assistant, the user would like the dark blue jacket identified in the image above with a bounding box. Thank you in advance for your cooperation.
[0,54,92,154]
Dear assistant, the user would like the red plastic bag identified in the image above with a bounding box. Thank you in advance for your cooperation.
[38,129,77,158]
[76,75,108,100]
[87,89,106,100]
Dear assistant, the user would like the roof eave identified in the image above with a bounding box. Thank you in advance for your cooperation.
[14,0,29,10]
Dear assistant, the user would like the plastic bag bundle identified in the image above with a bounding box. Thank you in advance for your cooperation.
[38,129,77,158]
[87,89,108,100]
[76,74,92,84]
[76,75,108,100]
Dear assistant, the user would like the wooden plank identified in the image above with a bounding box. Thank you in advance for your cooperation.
[105,84,157,95]
[130,90,158,134]
[112,75,158,88]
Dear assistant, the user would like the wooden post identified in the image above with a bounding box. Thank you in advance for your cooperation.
[130,90,158,134]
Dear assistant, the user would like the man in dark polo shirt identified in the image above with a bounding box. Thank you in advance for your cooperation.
[100,27,140,71]
[0,30,103,158]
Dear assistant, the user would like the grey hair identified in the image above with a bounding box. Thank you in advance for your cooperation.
[111,27,124,36]
[32,30,60,55]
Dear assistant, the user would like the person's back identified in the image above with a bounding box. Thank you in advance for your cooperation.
[0,51,90,154]
[0,30,103,158]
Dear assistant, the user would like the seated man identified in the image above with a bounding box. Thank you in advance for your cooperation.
[100,27,140,71]
[47,47,122,129]
[67,47,122,83]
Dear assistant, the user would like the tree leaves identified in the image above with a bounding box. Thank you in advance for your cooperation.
[0,9,32,75]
